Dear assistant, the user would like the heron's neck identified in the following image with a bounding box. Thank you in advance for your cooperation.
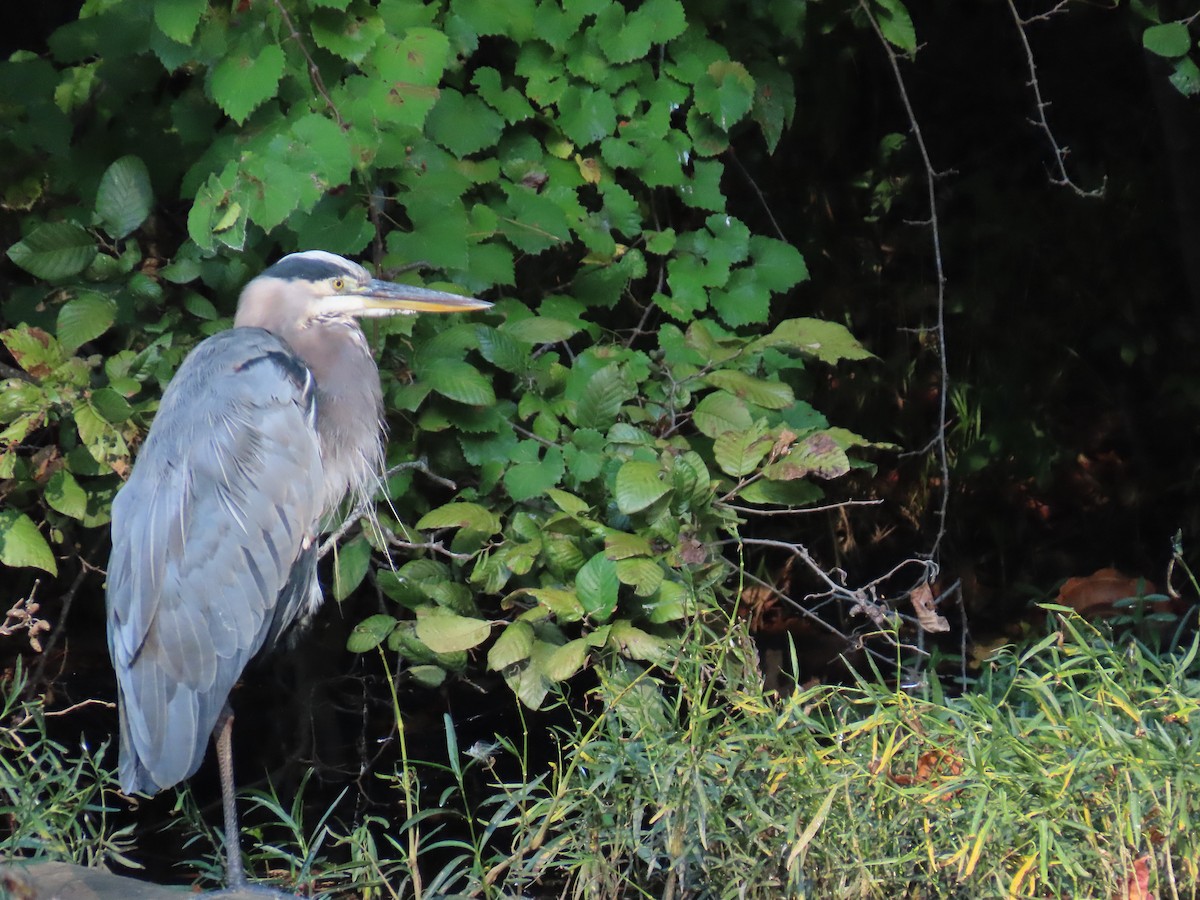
[290,323,386,514]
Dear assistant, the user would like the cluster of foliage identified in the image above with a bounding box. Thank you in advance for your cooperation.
[15,614,1195,899]
[0,0,883,704]
[0,665,133,868]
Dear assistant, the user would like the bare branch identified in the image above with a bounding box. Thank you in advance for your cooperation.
[1006,0,1106,198]
[859,0,952,560]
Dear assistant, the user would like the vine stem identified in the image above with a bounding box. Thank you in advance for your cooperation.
[858,0,950,564]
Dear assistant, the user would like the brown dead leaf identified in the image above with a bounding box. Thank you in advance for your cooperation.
[910,582,950,633]
[1056,568,1162,620]
[677,535,706,565]
[1119,854,1156,900]
[885,746,964,800]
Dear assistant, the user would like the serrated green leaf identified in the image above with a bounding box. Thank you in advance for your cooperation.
[311,7,385,62]
[713,427,771,477]
[607,620,669,660]
[7,222,96,280]
[504,445,565,501]
[522,586,586,622]
[751,235,808,292]
[90,388,132,424]
[873,0,917,53]
[0,509,57,575]
[765,431,851,481]
[73,402,129,471]
[703,370,794,409]
[500,316,581,343]
[756,317,874,363]
[576,553,619,622]
[415,607,492,653]
[419,358,496,405]
[693,390,752,438]
[209,41,285,124]
[615,558,664,596]
[426,89,505,158]
[737,478,824,506]
[45,469,87,520]
[541,638,590,681]
[96,156,153,239]
[615,460,670,514]
[488,620,535,670]
[346,614,398,652]
[154,0,206,43]
[547,488,590,515]
[57,293,116,353]
[571,363,630,428]
[1143,22,1190,58]
[408,665,447,687]
[333,535,373,601]
[416,502,502,534]
[603,531,652,560]
[694,61,755,130]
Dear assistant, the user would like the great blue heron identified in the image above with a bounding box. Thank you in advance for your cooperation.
[105,250,490,887]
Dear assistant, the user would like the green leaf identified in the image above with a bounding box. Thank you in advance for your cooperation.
[346,614,398,652]
[557,84,616,146]
[419,358,496,405]
[426,89,505,158]
[57,293,117,353]
[416,502,502,535]
[409,665,447,688]
[0,509,57,575]
[488,620,535,670]
[1170,56,1200,95]
[694,61,755,130]
[756,318,874,363]
[604,531,653,560]
[703,371,794,409]
[1144,22,1191,58]
[542,638,590,681]
[571,363,630,428]
[547,488,590,515]
[96,156,153,239]
[765,432,851,481]
[311,8,385,62]
[74,402,129,471]
[523,587,586,622]
[501,317,581,343]
[607,620,669,660]
[209,41,285,124]
[415,607,492,653]
[615,460,670,514]
[576,552,619,621]
[713,427,771,477]
[45,469,87,520]
[504,445,565,501]
[615,558,664,596]
[333,535,373,601]
[873,0,917,54]
[737,478,824,506]
[750,235,808,292]
[693,390,752,438]
[7,222,96,280]
[154,0,206,43]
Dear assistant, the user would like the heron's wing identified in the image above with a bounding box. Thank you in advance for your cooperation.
[106,328,324,795]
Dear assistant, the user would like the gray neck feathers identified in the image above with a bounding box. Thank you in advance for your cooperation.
[291,323,386,514]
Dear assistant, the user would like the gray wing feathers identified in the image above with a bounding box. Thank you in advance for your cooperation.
[107,329,324,795]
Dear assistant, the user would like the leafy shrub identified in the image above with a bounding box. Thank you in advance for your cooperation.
[1,0,875,704]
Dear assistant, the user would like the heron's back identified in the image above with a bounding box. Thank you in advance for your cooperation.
[106,328,325,794]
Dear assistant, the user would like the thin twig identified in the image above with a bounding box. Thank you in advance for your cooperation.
[271,0,345,126]
[859,0,951,562]
[1006,0,1106,198]
[722,499,884,516]
[28,549,99,697]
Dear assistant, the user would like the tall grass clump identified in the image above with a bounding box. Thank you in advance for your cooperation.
[0,664,134,868]
[478,612,1200,899]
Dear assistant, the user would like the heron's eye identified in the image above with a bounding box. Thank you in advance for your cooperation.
[331,277,346,292]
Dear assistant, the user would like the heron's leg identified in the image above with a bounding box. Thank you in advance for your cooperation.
[215,704,246,888]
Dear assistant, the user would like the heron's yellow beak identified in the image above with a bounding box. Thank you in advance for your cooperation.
[351,279,492,316]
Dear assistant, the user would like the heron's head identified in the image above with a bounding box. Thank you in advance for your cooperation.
[234,250,491,333]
